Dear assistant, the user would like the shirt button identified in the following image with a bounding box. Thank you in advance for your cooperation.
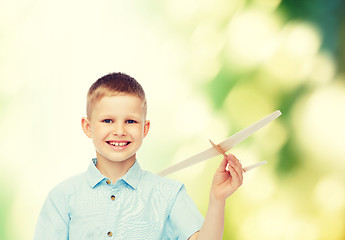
[106,180,111,184]
[107,231,113,237]
[110,195,116,201]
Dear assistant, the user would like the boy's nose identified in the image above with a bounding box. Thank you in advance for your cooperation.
[112,123,126,136]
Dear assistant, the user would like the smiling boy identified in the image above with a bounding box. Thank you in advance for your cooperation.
[82,93,149,184]
[34,73,243,240]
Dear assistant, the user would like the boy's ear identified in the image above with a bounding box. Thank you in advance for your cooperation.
[143,120,150,138]
[81,117,92,138]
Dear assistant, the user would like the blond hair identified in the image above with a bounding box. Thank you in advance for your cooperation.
[87,72,147,119]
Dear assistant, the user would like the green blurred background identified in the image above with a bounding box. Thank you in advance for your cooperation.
[1,0,345,239]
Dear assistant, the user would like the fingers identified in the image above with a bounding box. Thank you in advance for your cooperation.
[216,155,229,172]
[227,154,243,185]
[216,153,244,186]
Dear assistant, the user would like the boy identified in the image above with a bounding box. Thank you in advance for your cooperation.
[34,72,243,240]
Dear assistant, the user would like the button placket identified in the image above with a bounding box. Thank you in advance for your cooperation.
[110,184,122,203]
[107,185,120,238]
[107,191,116,238]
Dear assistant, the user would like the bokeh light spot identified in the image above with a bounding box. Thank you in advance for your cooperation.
[226,9,281,71]
[314,176,345,213]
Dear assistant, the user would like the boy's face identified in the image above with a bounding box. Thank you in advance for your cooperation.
[82,95,150,165]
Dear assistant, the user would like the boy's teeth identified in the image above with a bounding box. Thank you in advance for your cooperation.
[109,142,128,146]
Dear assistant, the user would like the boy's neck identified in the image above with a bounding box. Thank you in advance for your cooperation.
[95,155,136,184]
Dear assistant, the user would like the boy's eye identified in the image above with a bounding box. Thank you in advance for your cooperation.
[103,119,113,123]
[126,120,136,124]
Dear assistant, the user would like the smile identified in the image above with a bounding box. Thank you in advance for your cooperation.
[106,141,131,147]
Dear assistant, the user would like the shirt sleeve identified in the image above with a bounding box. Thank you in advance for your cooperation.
[166,184,204,240]
[33,187,70,240]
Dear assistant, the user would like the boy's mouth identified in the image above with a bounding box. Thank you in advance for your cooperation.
[106,141,131,147]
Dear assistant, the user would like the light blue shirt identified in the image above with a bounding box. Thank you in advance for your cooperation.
[34,159,204,240]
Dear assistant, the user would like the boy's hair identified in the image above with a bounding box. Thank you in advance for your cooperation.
[87,72,147,119]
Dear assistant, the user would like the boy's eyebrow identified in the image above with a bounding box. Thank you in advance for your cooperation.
[97,113,142,119]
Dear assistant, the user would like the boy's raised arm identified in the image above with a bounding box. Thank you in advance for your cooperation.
[189,154,243,240]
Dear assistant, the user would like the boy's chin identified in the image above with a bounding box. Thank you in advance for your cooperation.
[97,154,136,164]
[109,158,135,163]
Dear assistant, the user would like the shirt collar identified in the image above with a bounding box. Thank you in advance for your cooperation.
[121,160,142,190]
[86,158,142,189]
